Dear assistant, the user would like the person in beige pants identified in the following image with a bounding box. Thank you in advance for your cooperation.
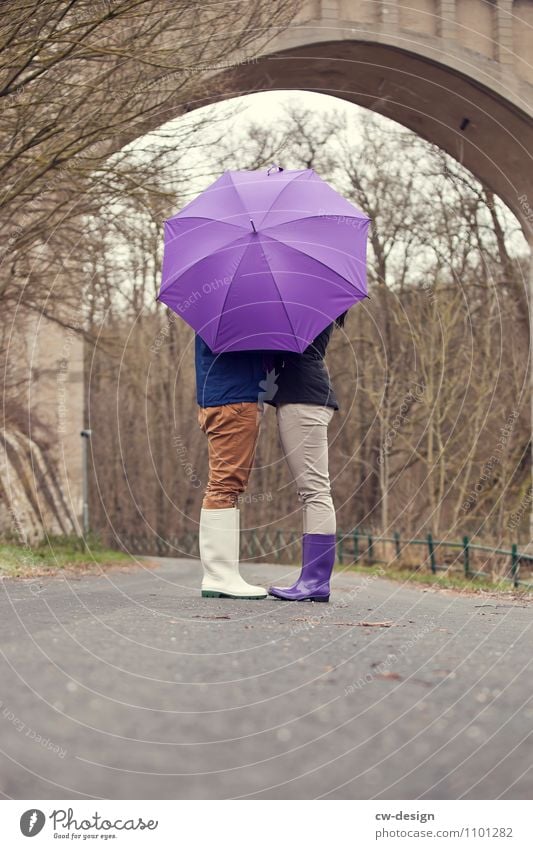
[276,403,336,535]
[267,314,345,602]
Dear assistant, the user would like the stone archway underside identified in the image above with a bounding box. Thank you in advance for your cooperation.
[210,40,532,228]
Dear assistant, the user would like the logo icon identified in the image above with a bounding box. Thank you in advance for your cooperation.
[20,809,45,837]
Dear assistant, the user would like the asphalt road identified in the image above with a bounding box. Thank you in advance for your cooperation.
[0,558,532,800]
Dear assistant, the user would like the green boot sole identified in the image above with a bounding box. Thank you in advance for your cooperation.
[201,590,267,599]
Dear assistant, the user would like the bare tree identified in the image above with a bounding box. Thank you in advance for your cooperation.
[0,0,299,308]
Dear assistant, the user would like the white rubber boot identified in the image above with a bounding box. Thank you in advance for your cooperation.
[199,507,267,599]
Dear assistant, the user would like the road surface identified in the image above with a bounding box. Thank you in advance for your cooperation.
[0,558,531,799]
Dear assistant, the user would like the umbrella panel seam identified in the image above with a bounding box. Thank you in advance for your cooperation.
[256,237,301,352]
[257,169,311,228]
[212,238,254,349]
[227,171,260,223]
[261,212,369,229]
[160,231,251,298]
[258,230,369,298]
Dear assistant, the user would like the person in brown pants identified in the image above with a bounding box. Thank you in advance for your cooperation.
[197,403,262,510]
[195,335,271,599]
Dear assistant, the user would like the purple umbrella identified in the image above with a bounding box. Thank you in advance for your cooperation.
[157,167,370,352]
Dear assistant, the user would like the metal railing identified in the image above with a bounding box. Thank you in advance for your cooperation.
[121,527,533,589]
[337,529,533,589]
[121,529,301,561]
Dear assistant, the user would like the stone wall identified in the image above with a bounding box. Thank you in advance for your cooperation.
[0,311,84,541]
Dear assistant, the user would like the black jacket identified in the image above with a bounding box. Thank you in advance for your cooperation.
[266,323,339,410]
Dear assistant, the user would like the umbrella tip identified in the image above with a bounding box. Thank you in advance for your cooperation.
[250,218,257,233]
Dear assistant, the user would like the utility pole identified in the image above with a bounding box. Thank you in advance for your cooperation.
[80,429,92,538]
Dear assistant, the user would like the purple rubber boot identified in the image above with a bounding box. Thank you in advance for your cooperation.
[268,533,336,602]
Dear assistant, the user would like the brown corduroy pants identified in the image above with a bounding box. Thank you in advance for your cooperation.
[198,402,262,509]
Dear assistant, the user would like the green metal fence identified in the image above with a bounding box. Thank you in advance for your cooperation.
[336,528,533,589]
[123,527,533,589]
[124,529,301,562]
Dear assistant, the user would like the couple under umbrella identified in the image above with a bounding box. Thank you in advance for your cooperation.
[157,167,370,602]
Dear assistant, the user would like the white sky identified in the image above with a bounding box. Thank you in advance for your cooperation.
[126,89,368,197]
[144,89,362,144]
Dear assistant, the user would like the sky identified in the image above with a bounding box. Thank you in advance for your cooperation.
[143,89,361,145]
[125,89,367,198]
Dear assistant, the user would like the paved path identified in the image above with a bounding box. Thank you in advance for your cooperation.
[0,558,531,799]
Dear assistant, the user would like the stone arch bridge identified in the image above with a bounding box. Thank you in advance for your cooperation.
[125,0,533,229]
[5,0,532,538]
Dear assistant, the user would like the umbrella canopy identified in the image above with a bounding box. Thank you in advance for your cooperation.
[157,167,370,352]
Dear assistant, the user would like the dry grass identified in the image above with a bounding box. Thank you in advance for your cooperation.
[0,535,148,579]
[338,561,533,599]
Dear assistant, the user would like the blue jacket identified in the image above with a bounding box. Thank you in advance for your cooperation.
[195,335,267,408]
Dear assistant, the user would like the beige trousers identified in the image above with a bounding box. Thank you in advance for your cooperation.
[276,403,336,535]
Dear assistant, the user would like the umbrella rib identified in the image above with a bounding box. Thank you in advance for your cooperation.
[159,231,249,298]
[227,171,256,220]
[261,212,369,229]
[261,232,368,297]
[168,215,247,230]
[258,169,310,226]
[212,239,253,349]
[257,238,300,350]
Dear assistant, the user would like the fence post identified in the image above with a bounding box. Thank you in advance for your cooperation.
[462,535,470,576]
[353,528,359,562]
[428,532,436,574]
[368,533,373,564]
[337,533,344,565]
[394,531,401,559]
[511,543,519,587]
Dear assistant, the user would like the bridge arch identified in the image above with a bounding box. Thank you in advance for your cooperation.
[113,0,533,231]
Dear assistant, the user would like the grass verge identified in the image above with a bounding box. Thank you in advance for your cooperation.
[0,534,139,579]
[338,562,533,597]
